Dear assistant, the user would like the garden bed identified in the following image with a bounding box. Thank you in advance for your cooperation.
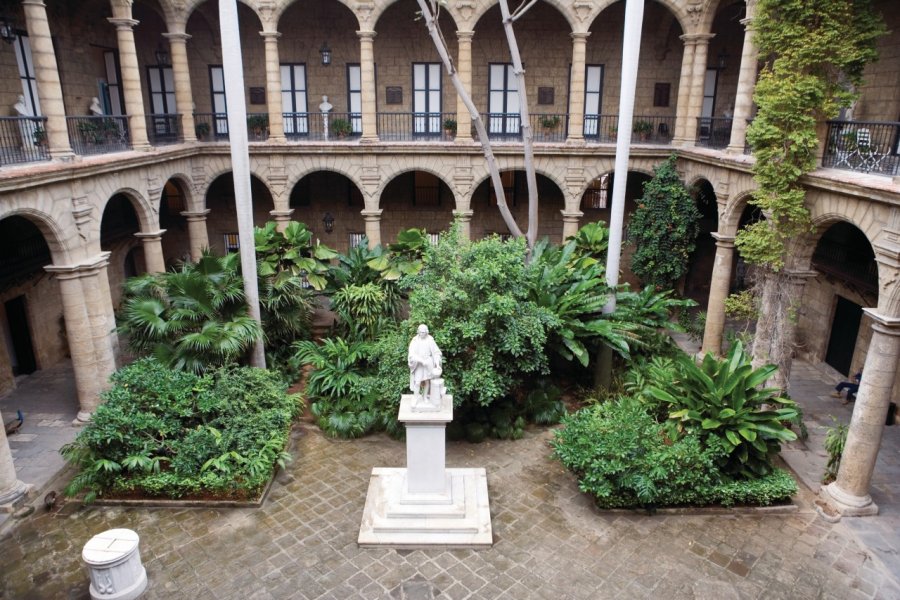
[90,470,278,509]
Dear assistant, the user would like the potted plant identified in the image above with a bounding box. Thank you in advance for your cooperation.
[608,125,617,142]
[633,120,653,141]
[32,125,46,147]
[443,117,457,137]
[539,115,561,129]
[195,122,210,140]
[330,118,353,138]
[247,114,269,139]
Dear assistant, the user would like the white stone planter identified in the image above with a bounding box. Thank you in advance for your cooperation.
[82,528,148,600]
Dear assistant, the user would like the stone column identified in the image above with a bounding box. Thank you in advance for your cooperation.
[452,209,474,241]
[181,210,210,261]
[45,266,100,423]
[700,234,735,356]
[270,209,294,232]
[726,8,758,154]
[672,35,697,144]
[22,0,72,158]
[361,209,382,248]
[163,31,196,142]
[357,30,378,142]
[109,7,150,150]
[566,32,590,144]
[822,312,900,516]
[455,31,474,142]
[561,210,583,241]
[682,34,714,147]
[79,257,117,393]
[135,230,166,273]
[261,31,285,142]
[0,408,30,509]
[95,261,119,359]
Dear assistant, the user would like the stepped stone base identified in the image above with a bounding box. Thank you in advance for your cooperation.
[358,467,492,548]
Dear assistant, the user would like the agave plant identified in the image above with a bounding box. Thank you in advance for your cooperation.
[118,252,262,373]
[646,341,798,478]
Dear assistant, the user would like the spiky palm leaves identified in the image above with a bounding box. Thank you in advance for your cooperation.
[118,253,262,372]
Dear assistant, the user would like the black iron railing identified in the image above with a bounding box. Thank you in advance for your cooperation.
[822,120,900,176]
[480,113,571,142]
[376,112,456,141]
[284,112,362,141]
[146,113,182,146]
[584,114,675,144]
[531,114,568,143]
[696,117,733,149]
[0,116,50,166]
[193,113,229,141]
[67,115,131,156]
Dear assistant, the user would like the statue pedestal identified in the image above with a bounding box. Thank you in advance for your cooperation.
[358,393,492,548]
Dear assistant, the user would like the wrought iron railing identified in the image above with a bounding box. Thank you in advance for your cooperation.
[479,113,571,142]
[531,114,568,142]
[696,117,733,149]
[146,113,182,146]
[822,120,900,176]
[376,112,456,141]
[0,116,50,166]
[67,115,131,156]
[193,113,229,141]
[583,114,675,144]
[283,112,362,141]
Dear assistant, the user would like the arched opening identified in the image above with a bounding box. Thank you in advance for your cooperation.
[0,216,59,392]
[160,180,192,267]
[683,179,719,305]
[705,1,747,144]
[801,222,878,375]
[579,170,651,287]
[289,171,366,252]
[733,203,763,293]
[380,171,454,244]
[471,171,566,243]
[205,173,274,255]
[101,194,143,308]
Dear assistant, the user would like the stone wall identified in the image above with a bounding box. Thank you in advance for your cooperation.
[855,0,900,122]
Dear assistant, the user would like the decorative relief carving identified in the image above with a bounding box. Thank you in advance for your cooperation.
[455,1,476,22]
[573,1,593,22]
[72,196,92,242]
[686,2,704,25]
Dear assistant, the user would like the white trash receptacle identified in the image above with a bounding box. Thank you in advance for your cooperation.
[82,528,148,600]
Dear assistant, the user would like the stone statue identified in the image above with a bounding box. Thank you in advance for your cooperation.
[13,94,28,117]
[89,97,104,116]
[408,324,443,409]
[318,95,333,113]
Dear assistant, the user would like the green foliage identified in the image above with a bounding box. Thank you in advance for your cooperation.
[823,417,849,483]
[330,118,352,137]
[552,397,797,509]
[61,358,300,501]
[367,228,429,280]
[332,283,391,340]
[255,220,338,291]
[118,252,262,373]
[739,0,885,269]
[567,221,610,264]
[612,285,696,355]
[724,290,758,321]
[644,342,798,477]
[626,155,700,290]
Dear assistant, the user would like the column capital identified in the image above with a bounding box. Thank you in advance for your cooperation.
[163,32,192,43]
[181,209,211,220]
[862,308,900,333]
[680,33,715,45]
[45,252,112,277]
[456,30,475,41]
[135,229,166,241]
[560,210,584,221]
[570,31,591,41]
[269,209,294,219]
[259,30,281,41]
[107,17,139,31]
[710,232,735,246]
[452,209,474,221]
[21,0,47,6]
[783,268,818,281]
[356,30,377,41]
[361,209,383,220]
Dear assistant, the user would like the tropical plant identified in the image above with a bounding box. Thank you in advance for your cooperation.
[246,114,269,134]
[443,117,457,133]
[61,359,299,502]
[823,417,849,483]
[328,241,402,317]
[330,118,353,137]
[117,252,262,373]
[611,285,695,354]
[367,228,429,280]
[645,341,798,478]
[539,115,561,129]
[331,283,393,341]
[567,221,610,265]
[632,120,653,136]
[194,122,210,139]
[254,220,338,291]
[626,155,700,290]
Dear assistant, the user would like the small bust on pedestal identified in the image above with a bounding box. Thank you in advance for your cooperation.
[408,324,444,411]
[13,94,28,117]
[89,97,104,116]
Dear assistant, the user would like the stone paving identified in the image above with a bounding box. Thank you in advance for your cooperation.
[1,355,900,599]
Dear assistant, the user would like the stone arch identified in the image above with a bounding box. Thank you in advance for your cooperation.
[470,164,568,203]
[0,208,71,265]
[470,0,577,32]
[97,188,156,235]
[376,165,459,209]
[719,190,756,236]
[285,165,367,205]
[276,0,362,29]
[200,167,275,211]
[372,0,462,31]
[288,170,366,252]
[582,0,692,37]
[160,173,198,212]
[181,0,265,27]
[697,0,744,36]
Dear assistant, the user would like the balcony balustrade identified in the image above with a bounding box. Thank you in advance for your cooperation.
[283,112,362,141]
[67,115,131,156]
[376,112,456,142]
[822,120,900,176]
[0,116,50,166]
[696,117,733,149]
[146,114,183,146]
[584,114,674,144]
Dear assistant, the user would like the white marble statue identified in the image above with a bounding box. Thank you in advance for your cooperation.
[319,95,333,141]
[89,97,104,116]
[13,94,28,117]
[408,324,443,407]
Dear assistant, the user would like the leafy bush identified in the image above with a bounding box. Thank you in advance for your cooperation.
[61,358,300,502]
[367,228,429,280]
[552,397,797,509]
[823,417,849,483]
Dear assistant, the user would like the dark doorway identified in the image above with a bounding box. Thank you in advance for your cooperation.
[825,296,862,376]
[4,296,36,375]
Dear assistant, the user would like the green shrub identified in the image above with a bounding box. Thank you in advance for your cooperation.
[61,358,300,502]
[823,417,849,483]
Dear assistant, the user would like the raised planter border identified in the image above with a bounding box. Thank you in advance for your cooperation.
[599,501,799,516]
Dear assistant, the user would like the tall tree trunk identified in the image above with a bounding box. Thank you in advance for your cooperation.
[751,269,794,391]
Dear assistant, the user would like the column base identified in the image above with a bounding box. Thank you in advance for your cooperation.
[0,480,34,512]
[74,411,93,425]
[819,482,879,517]
[358,467,492,548]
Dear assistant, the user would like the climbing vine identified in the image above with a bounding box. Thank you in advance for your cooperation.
[627,155,700,291]
[736,0,885,270]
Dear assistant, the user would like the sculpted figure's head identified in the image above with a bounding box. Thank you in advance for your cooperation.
[417,324,429,338]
